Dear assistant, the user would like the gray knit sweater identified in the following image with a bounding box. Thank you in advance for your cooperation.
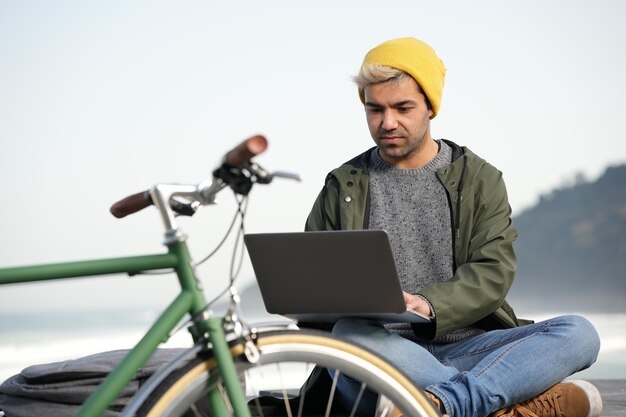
[368,141,484,343]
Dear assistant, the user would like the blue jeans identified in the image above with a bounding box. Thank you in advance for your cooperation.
[331,315,600,417]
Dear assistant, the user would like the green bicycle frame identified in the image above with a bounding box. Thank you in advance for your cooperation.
[0,241,252,417]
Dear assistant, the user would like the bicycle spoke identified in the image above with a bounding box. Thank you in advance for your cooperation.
[324,369,340,417]
[376,395,394,417]
[296,369,307,417]
[251,396,265,417]
[349,381,368,417]
[217,382,234,414]
[277,363,294,417]
[245,369,265,417]
[189,403,203,417]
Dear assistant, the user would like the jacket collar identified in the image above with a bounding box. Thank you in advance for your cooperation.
[344,138,464,173]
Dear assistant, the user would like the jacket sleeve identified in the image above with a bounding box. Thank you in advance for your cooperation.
[418,169,518,339]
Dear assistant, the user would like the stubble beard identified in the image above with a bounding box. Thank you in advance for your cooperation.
[376,129,427,162]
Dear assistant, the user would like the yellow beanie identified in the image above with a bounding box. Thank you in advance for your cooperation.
[359,37,446,118]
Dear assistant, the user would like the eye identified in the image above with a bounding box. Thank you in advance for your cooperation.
[397,107,412,113]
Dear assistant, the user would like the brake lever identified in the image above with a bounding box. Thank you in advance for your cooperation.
[246,162,273,185]
[245,163,301,185]
[271,171,301,182]
[169,198,201,217]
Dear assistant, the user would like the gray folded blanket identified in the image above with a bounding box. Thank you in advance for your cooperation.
[0,348,187,417]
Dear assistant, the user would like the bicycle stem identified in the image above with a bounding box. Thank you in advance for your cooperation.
[150,180,225,246]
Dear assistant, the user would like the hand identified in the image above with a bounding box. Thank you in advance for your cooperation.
[403,291,432,317]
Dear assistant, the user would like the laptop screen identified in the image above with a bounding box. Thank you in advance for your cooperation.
[244,230,408,315]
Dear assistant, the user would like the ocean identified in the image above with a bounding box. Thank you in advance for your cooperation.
[1,309,625,384]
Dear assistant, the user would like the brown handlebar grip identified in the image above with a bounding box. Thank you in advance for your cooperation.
[224,135,268,167]
[110,190,153,218]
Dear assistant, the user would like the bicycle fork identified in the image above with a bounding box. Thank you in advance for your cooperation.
[202,317,253,417]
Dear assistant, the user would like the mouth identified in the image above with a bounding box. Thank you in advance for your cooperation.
[379,136,403,144]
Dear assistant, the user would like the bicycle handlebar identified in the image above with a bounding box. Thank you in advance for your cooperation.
[224,134,268,167]
[110,191,152,219]
[109,135,270,219]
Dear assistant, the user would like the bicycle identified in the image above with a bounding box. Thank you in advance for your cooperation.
[0,135,439,417]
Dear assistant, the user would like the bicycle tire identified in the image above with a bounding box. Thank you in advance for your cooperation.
[136,330,439,417]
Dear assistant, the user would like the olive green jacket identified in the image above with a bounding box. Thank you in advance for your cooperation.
[305,140,528,340]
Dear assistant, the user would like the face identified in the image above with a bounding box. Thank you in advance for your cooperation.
[363,76,434,168]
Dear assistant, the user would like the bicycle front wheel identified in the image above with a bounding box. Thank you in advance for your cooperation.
[137,330,439,417]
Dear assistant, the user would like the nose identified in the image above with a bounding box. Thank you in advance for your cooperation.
[381,110,398,131]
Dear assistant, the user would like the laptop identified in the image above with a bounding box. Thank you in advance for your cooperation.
[243,230,431,323]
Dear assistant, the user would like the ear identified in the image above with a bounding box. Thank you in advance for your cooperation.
[428,108,434,119]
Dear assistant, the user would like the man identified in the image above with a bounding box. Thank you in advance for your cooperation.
[305,37,602,417]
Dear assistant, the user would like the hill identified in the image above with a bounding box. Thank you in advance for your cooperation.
[507,164,626,313]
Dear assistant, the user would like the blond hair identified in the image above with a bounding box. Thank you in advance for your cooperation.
[354,64,432,110]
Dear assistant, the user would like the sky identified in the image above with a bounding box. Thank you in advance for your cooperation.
[1,0,625,312]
